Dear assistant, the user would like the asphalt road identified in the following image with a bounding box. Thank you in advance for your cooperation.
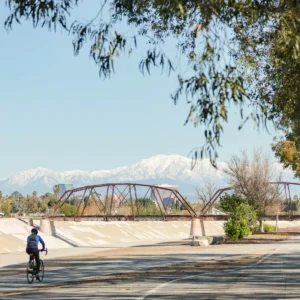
[1,238,300,299]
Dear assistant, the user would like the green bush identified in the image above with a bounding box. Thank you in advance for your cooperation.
[252,224,260,233]
[222,196,256,241]
[218,194,244,214]
[224,218,240,240]
[264,224,276,233]
[252,223,276,233]
[136,198,161,215]
[239,219,251,237]
[224,217,251,241]
[61,204,77,217]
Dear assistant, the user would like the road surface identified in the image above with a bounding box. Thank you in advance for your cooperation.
[1,238,300,299]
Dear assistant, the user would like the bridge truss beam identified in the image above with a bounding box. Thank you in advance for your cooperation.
[54,183,197,218]
[201,181,300,215]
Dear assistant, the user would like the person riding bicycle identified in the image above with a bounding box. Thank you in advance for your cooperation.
[26,228,45,278]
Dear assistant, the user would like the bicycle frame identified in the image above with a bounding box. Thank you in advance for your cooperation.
[26,248,48,284]
[30,248,48,261]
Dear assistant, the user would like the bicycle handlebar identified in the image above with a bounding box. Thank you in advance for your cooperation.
[39,248,48,256]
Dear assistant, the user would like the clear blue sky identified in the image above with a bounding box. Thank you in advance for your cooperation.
[0,2,278,178]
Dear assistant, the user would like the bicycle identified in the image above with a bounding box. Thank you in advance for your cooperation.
[26,248,48,284]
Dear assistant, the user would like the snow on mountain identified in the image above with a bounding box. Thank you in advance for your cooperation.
[0,155,298,199]
[109,155,227,183]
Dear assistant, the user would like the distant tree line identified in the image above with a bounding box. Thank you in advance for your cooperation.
[0,190,56,216]
[0,184,64,216]
[0,191,186,217]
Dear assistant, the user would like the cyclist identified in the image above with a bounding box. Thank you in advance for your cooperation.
[26,228,45,279]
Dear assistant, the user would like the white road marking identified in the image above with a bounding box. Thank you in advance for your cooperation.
[137,248,278,300]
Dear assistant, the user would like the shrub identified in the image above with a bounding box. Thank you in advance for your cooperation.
[61,204,77,217]
[218,194,244,214]
[136,198,161,215]
[252,223,276,233]
[224,217,250,241]
[221,195,256,240]
[264,224,276,233]
[239,219,251,237]
[224,218,240,241]
[1,199,12,215]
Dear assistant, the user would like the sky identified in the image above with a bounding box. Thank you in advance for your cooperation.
[0,2,279,178]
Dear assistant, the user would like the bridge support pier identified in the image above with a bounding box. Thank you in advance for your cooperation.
[28,218,33,226]
[189,217,208,246]
[39,218,55,236]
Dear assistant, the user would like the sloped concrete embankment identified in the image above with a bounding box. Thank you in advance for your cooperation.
[50,220,226,247]
[0,218,71,254]
[3,218,300,255]
[0,219,226,253]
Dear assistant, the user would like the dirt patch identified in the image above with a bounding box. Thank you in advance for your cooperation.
[279,226,300,233]
[226,233,291,244]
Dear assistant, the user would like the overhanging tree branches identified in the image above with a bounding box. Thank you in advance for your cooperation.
[4,0,300,167]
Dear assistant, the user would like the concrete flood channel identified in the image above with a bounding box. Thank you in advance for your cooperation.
[1,218,300,298]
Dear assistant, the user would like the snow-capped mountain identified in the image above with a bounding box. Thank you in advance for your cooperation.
[0,155,297,200]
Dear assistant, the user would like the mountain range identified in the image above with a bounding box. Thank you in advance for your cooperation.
[0,155,298,201]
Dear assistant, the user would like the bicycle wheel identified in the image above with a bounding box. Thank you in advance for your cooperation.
[26,261,34,284]
[37,260,44,282]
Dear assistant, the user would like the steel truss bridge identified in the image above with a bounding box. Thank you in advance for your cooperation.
[54,183,197,219]
[52,182,300,220]
[201,181,300,214]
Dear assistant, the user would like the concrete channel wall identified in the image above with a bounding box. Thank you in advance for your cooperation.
[2,218,300,255]
[0,218,71,254]
[0,218,226,254]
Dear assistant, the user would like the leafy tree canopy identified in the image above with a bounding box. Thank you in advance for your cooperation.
[10,191,24,200]
[218,193,244,214]
[4,0,300,165]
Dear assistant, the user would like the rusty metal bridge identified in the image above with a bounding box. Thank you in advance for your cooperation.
[54,183,198,219]
[201,181,300,215]
[52,181,300,221]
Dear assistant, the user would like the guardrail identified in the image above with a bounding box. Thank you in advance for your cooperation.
[13,214,300,222]
[48,214,229,221]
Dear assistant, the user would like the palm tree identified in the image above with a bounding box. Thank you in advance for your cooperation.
[32,191,38,201]
[53,185,61,200]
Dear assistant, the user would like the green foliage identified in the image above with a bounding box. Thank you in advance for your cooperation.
[5,1,299,164]
[11,197,26,214]
[136,198,160,215]
[69,197,76,206]
[218,194,244,214]
[221,194,256,240]
[43,193,57,208]
[10,191,24,200]
[40,192,56,201]
[1,199,12,215]
[263,224,276,233]
[172,200,181,211]
[219,194,257,226]
[37,201,47,213]
[224,218,240,241]
[53,184,61,198]
[224,217,251,241]
[294,196,300,212]
[235,203,258,228]
[60,203,77,217]
[252,223,276,234]
[239,219,251,238]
